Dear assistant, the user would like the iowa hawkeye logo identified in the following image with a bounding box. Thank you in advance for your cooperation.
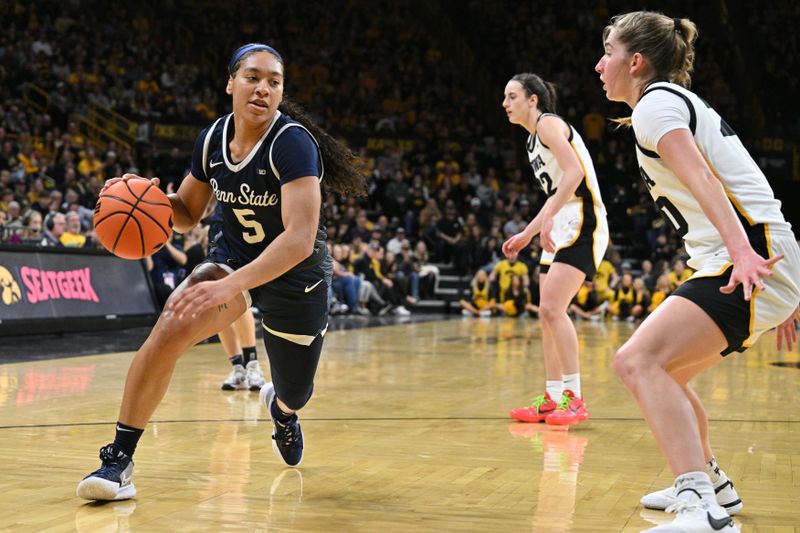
[0,266,22,305]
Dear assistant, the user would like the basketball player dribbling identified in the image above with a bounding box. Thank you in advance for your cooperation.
[502,73,609,426]
[596,11,800,532]
[77,43,366,501]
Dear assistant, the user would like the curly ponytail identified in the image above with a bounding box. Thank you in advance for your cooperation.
[279,98,367,197]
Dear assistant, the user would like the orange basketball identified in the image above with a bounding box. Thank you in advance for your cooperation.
[93,179,173,260]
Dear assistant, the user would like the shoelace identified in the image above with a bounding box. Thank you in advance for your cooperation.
[529,394,548,409]
[555,393,573,411]
[275,420,298,446]
[665,498,709,515]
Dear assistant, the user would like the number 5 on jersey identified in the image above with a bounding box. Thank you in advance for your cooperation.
[233,208,266,244]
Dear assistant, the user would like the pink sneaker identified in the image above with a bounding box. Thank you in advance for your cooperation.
[509,393,557,423]
[545,390,589,426]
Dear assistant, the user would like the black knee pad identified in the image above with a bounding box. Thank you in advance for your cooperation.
[263,329,324,410]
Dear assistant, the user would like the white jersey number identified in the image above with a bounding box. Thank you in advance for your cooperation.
[232,208,266,244]
[538,171,557,196]
[655,196,689,238]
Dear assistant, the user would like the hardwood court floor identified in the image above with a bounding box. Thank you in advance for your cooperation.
[0,318,798,532]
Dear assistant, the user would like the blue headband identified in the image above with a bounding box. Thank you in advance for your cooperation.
[228,43,283,75]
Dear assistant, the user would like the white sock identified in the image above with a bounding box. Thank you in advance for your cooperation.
[546,380,562,400]
[674,471,716,503]
[707,457,726,486]
[562,373,581,398]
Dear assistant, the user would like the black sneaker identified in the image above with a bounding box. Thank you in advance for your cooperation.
[76,444,136,500]
[260,382,304,467]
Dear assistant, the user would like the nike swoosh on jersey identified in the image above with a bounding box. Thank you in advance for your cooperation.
[209,160,224,168]
[707,511,734,530]
[304,280,323,293]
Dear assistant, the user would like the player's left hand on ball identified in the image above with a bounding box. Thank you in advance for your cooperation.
[169,280,239,319]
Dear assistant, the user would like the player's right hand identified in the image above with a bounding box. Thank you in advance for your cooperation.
[776,305,800,351]
[101,174,161,195]
[502,232,532,260]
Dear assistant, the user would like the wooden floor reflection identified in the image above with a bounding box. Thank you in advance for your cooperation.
[1,317,798,532]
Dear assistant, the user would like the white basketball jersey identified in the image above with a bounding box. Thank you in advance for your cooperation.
[526,114,606,214]
[632,81,792,270]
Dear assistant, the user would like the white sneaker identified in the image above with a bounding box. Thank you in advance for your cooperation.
[393,305,411,316]
[641,477,743,515]
[643,499,739,532]
[245,360,267,391]
[221,364,247,390]
[478,309,492,317]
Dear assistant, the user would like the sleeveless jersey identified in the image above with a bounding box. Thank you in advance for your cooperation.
[526,114,607,218]
[190,111,328,273]
[632,81,792,270]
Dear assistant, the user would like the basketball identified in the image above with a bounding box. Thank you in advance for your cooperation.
[93,178,174,260]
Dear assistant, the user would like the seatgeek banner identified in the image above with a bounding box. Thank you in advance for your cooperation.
[0,247,156,325]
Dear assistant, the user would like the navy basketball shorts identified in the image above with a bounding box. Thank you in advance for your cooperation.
[204,242,331,409]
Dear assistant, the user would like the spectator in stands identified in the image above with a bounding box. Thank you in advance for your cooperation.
[434,199,465,271]
[639,258,657,292]
[494,274,530,318]
[593,252,619,302]
[569,279,607,320]
[413,240,439,299]
[60,211,87,247]
[394,243,420,303]
[609,272,637,321]
[648,274,672,314]
[354,242,409,316]
[490,255,529,302]
[459,268,494,317]
[386,226,409,255]
[667,257,693,290]
[77,146,102,179]
[5,201,23,229]
[332,244,366,315]
[20,211,43,243]
[631,277,650,321]
[39,212,65,246]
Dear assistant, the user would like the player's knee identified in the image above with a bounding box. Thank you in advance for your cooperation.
[613,344,645,385]
[187,263,228,286]
[275,382,313,411]
[538,301,564,324]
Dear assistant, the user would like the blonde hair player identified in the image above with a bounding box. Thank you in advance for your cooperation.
[502,73,609,426]
[596,11,800,532]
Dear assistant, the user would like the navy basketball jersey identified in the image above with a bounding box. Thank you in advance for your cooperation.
[190,111,328,271]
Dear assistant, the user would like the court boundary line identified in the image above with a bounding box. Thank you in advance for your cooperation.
[2,416,798,430]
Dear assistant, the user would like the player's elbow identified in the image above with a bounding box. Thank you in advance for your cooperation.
[288,227,318,263]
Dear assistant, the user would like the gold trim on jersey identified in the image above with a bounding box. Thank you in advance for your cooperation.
[563,142,602,269]
[688,262,733,280]
[696,143,773,261]
[743,287,760,348]
[556,143,586,251]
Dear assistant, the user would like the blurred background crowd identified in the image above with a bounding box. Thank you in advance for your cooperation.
[1,0,797,318]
